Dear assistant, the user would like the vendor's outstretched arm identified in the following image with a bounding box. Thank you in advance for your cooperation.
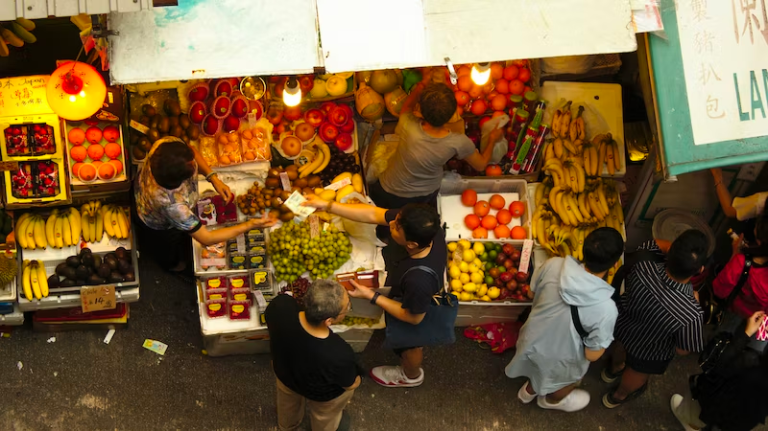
[303,196,388,226]
[191,216,275,246]
[711,168,737,218]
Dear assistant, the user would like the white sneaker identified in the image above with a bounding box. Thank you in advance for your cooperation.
[369,365,424,388]
[537,389,591,412]
[670,394,702,431]
[517,381,537,404]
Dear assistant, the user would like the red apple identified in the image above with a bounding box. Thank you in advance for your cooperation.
[340,118,355,133]
[283,105,303,121]
[202,115,220,136]
[223,115,240,132]
[335,133,353,151]
[319,101,337,115]
[515,272,529,283]
[304,108,325,128]
[188,85,209,102]
[189,101,207,124]
[329,106,350,127]
[319,122,339,144]
[231,98,249,118]
[213,96,230,118]
[503,259,514,270]
[267,109,283,125]
[499,272,513,283]
[502,244,515,256]
[495,254,508,265]
[299,75,314,94]
[511,250,522,262]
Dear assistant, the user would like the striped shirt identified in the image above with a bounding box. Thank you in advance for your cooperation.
[615,241,704,361]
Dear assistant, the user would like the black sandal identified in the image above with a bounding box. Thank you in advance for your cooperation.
[600,365,625,384]
[602,384,647,409]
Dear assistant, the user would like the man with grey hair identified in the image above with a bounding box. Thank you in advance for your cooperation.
[265,279,360,431]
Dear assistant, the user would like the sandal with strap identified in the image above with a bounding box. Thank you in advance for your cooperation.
[602,384,648,409]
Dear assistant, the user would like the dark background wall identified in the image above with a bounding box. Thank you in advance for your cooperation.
[0,18,83,78]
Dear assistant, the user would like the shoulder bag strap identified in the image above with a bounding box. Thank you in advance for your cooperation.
[400,265,439,283]
[570,305,589,340]
[724,256,753,307]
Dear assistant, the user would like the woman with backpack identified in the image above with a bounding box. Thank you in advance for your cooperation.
[671,311,768,431]
[713,213,768,352]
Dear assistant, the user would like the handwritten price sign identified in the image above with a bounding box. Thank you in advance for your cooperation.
[81,285,116,313]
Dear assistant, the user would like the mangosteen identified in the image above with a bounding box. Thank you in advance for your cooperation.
[60,279,76,287]
[66,256,80,268]
[109,272,124,283]
[87,274,106,285]
[97,263,111,279]
[47,275,60,289]
[117,260,131,275]
[105,255,118,271]
[123,272,136,283]
[55,262,68,276]
[75,265,90,280]
[115,247,128,261]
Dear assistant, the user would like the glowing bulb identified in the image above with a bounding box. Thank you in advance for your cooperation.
[69,95,77,102]
[79,91,86,97]
[471,63,491,86]
[283,77,302,107]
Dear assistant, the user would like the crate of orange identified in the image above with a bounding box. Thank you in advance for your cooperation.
[438,177,531,246]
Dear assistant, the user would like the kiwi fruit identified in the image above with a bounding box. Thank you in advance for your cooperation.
[267,168,280,179]
[268,209,280,219]
[171,125,184,138]
[149,114,162,129]
[148,129,161,143]
[280,211,295,222]
[130,134,140,145]
[285,164,298,172]
[168,116,179,128]
[179,114,191,129]
[139,115,150,126]
[132,146,147,160]
[186,125,200,140]
[270,197,282,208]
[142,104,157,116]
[279,204,291,213]
[138,137,152,151]
[280,190,292,201]
[306,175,322,187]
[158,117,170,133]
[286,170,298,181]
[264,177,280,189]
[66,256,80,268]
[293,178,308,189]
[165,100,181,116]
[302,187,314,195]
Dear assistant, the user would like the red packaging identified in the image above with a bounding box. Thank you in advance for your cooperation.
[230,288,251,304]
[229,301,251,320]
[202,276,228,290]
[227,274,249,290]
[205,299,227,319]
[206,288,227,301]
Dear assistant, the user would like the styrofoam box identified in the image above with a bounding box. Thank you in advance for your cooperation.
[455,304,529,327]
[0,303,24,326]
[439,178,532,245]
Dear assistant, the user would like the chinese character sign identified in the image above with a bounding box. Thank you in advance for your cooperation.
[677,0,768,145]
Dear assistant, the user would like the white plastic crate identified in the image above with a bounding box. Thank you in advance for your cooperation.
[439,178,532,245]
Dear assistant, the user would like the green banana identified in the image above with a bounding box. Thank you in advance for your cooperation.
[15,18,35,31]
[0,26,23,47]
[0,37,8,57]
[10,22,36,43]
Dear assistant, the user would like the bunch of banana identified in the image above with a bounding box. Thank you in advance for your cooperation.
[102,205,131,240]
[44,208,82,248]
[15,213,47,250]
[594,133,622,176]
[21,259,48,301]
[551,101,572,139]
[0,19,37,58]
[298,137,331,178]
[81,201,104,243]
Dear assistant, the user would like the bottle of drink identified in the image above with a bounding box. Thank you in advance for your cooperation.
[522,124,549,173]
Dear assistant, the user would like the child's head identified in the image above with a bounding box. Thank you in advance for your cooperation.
[667,229,708,280]
[746,212,768,257]
[583,227,624,273]
[420,83,457,127]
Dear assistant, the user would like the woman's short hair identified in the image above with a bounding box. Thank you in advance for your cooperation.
[149,137,196,190]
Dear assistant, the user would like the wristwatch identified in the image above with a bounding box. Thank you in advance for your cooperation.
[370,291,381,305]
[205,172,218,183]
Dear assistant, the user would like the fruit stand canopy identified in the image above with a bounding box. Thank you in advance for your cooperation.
[107,0,637,84]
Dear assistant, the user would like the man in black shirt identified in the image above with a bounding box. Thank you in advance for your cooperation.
[265,279,360,431]
[304,197,445,388]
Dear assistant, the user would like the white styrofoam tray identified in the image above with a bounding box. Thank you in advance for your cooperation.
[540,81,625,178]
[440,192,522,240]
[0,303,24,326]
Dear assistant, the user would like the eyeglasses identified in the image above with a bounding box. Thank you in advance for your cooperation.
[337,300,352,317]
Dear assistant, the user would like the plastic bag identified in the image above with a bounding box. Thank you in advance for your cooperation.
[364,137,398,184]
[480,114,509,165]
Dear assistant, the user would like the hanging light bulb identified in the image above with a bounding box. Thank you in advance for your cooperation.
[283,77,302,107]
[471,62,491,86]
[46,61,107,121]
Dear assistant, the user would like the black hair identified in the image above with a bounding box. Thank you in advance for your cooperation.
[583,227,624,273]
[667,229,709,280]
[398,203,440,248]
[304,279,345,326]
[420,83,457,127]
[743,211,768,257]
[150,138,196,190]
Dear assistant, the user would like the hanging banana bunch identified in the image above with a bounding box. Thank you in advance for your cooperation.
[0,19,37,58]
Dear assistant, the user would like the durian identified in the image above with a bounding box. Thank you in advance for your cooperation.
[0,251,18,287]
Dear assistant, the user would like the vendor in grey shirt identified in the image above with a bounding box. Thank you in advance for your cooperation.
[370,69,501,236]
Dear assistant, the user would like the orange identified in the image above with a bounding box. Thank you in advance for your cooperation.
[457,75,473,92]
[219,155,231,165]
[87,144,104,160]
[489,194,506,210]
[473,201,490,217]
[490,94,507,111]
[511,226,527,240]
[104,142,122,159]
[70,146,87,162]
[243,151,256,161]
[485,165,503,176]
[72,162,84,177]
[494,225,510,239]
[495,78,510,94]
[509,201,526,217]
[107,159,123,175]
[490,63,503,80]
[78,163,97,182]
[464,214,480,230]
[457,65,471,78]
[470,99,487,116]
[468,85,483,100]
[68,128,85,145]
[97,162,116,180]
[92,160,103,170]
[472,227,488,239]
[481,215,497,230]
[496,209,512,225]
[461,189,477,206]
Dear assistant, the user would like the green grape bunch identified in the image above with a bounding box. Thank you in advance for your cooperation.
[268,220,352,282]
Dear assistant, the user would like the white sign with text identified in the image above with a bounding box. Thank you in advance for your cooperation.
[677,0,768,145]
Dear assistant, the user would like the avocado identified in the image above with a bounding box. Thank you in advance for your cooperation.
[92,254,102,269]
[97,263,111,279]
[81,253,95,268]
[75,265,90,280]
[105,255,118,271]
[56,262,69,276]
[61,266,77,280]
[66,256,80,268]
[115,247,128,261]
[47,275,60,289]
[59,279,76,287]
[124,272,136,283]
[109,272,124,283]
[87,274,106,285]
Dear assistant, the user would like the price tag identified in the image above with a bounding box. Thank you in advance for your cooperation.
[80,285,116,313]
[236,233,246,253]
[519,240,534,275]
[322,222,329,232]
[129,119,150,135]
[247,112,257,128]
[309,215,320,238]
[324,177,352,191]
[253,291,268,309]
[142,339,168,355]
[0,161,19,172]
[279,172,291,191]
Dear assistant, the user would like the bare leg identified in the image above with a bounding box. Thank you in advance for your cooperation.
[611,341,627,374]
[546,383,577,403]
[400,348,423,379]
[612,366,648,400]
[525,381,536,396]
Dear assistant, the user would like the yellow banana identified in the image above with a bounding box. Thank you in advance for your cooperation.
[33,217,46,249]
[68,208,81,245]
[53,215,64,248]
[299,151,323,178]
[590,145,598,176]
[23,216,37,250]
[552,110,562,138]
[606,144,615,176]
[95,210,104,242]
[21,260,32,301]
[117,208,130,239]
[30,260,41,300]
[544,141,555,161]
[563,138,578,155]
[587,191,605,221]
[61,213,72,247]
[535,183,545,207]
[566,193,584,224]
[90,215,97,242]
[577,193,592,219]
[598,141,607,176]
[46,210,58,246]
[572,162,586,193]
[549,186,563,215]
[612,140,622,171]
[536,215,547,245]
[0,36,9,57]
[313,142,331,174]
[82,215,91,242]
[103,207,116,238]
[597,184,611,216]
[36,260,48,297]
[15,215,31,249]
[554,138,563,159]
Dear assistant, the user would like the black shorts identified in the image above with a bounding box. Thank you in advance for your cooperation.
[625,352,671,375]
[393,346,422,357]
[369,182,438,241]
